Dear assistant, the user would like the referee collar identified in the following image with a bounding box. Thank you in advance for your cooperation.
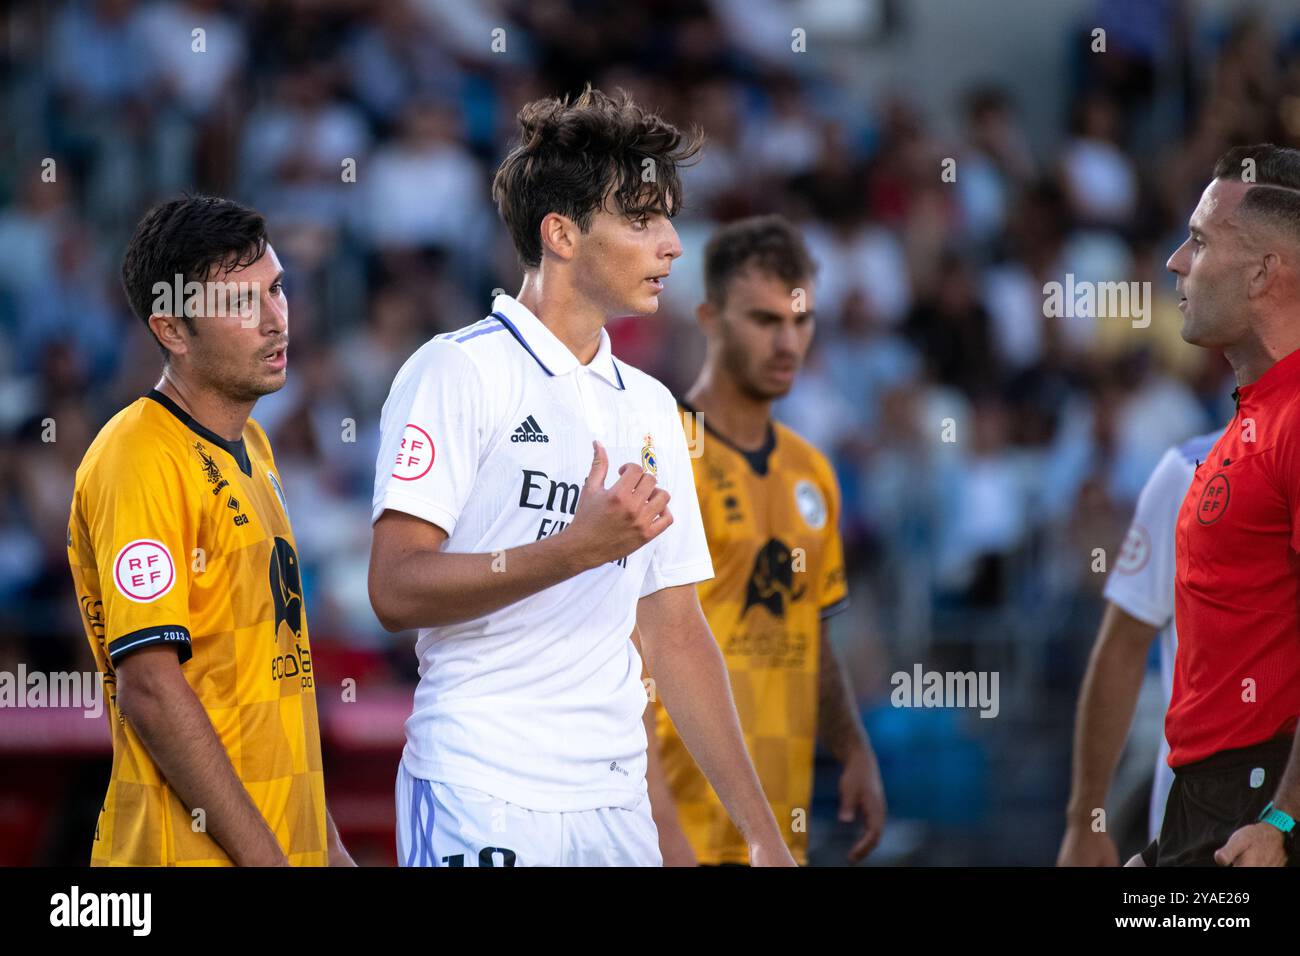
[491,294,626,390]
[1232,344,1300,410]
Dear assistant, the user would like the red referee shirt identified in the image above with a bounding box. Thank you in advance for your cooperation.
[1168,345,1300,767]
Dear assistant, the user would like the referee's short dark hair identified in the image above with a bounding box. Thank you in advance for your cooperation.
[703,215,817,307]
[1213,144,1300,245]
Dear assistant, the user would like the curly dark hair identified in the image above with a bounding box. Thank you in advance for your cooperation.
[120,194,269,357]
[491,86,703,270]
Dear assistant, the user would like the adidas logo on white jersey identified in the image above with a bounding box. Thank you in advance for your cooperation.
[511,415,549,443]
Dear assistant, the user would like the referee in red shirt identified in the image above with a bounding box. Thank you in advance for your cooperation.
[1142,144,1300,867]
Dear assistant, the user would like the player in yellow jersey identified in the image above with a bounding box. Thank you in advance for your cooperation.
[66,195,352,866]
[642,215,887,865]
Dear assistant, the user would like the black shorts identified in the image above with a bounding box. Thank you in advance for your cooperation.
[1141,735,1296,867]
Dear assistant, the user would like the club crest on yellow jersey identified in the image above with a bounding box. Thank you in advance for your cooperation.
[794,479,826,529]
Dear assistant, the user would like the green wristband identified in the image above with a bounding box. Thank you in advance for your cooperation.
[1258,801,1296,834]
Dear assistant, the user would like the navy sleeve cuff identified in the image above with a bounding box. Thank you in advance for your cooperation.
[819,597,850,620]
[108,625,193,666]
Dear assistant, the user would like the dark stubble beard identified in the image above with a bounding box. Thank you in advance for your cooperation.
[723,334,789,403]
[194,350,285,405]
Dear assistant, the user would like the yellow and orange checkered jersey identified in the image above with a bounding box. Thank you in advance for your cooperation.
[67,390,326,866]
[654,402,849,865]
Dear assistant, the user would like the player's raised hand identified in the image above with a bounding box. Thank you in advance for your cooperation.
[566,440,673,568]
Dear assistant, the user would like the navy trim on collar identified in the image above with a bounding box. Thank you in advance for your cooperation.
[678,398,777,477]
[612,358,626,390]
[492,310,554,376]
[146,389,252,477]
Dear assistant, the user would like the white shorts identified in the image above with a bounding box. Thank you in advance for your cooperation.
[395,759,662,867]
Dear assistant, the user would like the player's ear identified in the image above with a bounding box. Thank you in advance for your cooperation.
[148,313,189,360]
[1247,251,1280,300]
[696,300,717,332]
[538,212,577,262]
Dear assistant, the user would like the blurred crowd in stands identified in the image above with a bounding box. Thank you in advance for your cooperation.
[1,0,1298,707]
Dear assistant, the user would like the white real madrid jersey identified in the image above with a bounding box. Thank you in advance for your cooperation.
[372,294,714,811]
[1103,429,1219,839]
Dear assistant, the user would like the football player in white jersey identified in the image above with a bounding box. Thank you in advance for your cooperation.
[1057,429,1221,866]
[369,86,796,866]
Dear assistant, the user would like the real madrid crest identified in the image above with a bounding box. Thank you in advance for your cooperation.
[641,433,658,475]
